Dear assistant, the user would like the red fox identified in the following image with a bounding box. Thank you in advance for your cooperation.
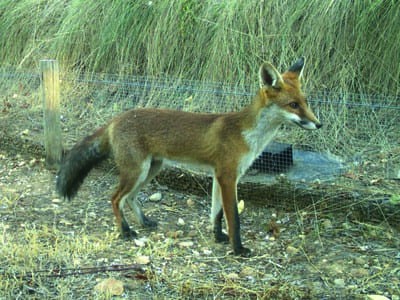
[56,57,321,255]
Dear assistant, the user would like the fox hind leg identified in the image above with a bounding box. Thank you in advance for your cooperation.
[111,186,137,239]
[126,158,163,228]
[112,157,153,238]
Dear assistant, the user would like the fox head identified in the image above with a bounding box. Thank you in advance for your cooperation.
[258,57,322,130]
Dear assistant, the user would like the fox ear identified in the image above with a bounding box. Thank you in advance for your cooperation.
[288,57,305,79]
[259,62,283,89]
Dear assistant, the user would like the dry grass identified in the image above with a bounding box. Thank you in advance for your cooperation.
[1,63,399,300]
[1,3,399,295]
[0,0,399,95]
[1,161,399,299]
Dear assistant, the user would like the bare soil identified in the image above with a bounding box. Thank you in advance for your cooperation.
[0,92,399,300]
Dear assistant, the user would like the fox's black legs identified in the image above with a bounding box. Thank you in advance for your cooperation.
[213,172,251,256]
[213,209,229,243]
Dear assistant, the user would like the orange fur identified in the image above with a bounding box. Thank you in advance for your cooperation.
[56,58,321,256]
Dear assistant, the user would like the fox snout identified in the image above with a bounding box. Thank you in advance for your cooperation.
[283,109,322,130]
[296,106,322,130]
[297,118,322,130]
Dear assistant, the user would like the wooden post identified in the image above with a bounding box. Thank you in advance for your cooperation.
[40,59,62,168]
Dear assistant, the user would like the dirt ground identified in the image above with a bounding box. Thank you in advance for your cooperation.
[1,89,399,299]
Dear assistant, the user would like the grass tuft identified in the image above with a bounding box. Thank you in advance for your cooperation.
[0,0,399,95]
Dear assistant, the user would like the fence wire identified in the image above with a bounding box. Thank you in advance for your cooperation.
[1,69,399,188]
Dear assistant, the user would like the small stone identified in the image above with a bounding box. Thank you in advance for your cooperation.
[177,218,185,226]
[333,278,345,288]
[20,129,30,136]
[134,237,148,247]
[202,248,212,255]
[186,198,195,207]
[149,192,162,202]
[178,241,194,248]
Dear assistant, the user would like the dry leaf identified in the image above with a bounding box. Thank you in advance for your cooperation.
[186,198,195,207]
[178,241,194,248]
[367,295,390,300]
[286,245,299,255]
[369,178,381,185]
[267,220,280,238]
[135,255,151,265]
[94,278,124,296]
[237,200,245,214]
[166,230,184,238]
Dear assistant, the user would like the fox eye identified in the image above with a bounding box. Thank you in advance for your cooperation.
[289,102,300,109]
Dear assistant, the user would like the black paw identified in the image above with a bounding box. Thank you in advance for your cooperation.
[215,232,229,244]
[142,217,158,228]
[121,228,138,239]
[233,246,251,257]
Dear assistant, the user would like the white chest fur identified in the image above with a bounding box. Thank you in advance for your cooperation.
[238,105,282,177]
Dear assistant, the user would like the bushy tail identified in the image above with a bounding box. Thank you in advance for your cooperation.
[56,127,110,199]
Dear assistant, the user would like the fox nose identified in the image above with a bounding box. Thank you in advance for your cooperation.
[316,123,323,129]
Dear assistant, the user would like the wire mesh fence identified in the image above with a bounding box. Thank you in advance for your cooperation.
[1,67,399,206]
[63,71,400,177]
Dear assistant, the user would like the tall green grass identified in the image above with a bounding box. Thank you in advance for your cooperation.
[0,0,399,95]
